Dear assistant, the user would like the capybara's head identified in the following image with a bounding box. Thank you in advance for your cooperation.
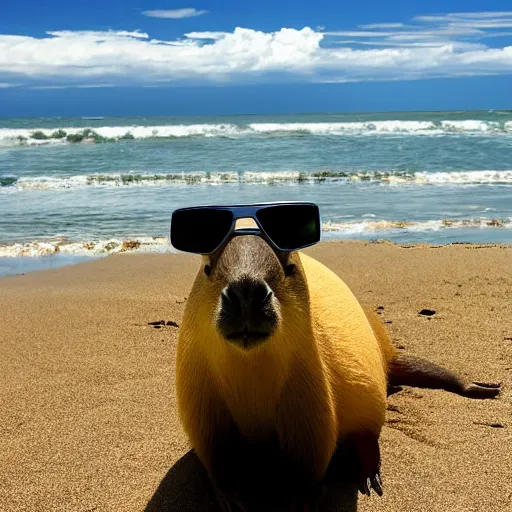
[201,235,302,350]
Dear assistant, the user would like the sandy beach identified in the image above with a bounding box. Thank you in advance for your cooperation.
[1,240,511,512]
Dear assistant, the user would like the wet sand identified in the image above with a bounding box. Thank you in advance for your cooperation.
[1,240,511,511]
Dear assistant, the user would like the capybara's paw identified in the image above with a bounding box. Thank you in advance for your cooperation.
[347,431,384,497]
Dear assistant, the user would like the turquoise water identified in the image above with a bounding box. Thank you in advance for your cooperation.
[1,111,511,276]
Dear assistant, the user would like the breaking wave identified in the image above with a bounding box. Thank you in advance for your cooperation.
[2,170,512,191]
[0,237,173,258]
[323,217,512,235]
[1,218,510,257]
[1,119,512,147]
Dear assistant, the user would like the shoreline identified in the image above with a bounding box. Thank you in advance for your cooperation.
[2,238,512,279]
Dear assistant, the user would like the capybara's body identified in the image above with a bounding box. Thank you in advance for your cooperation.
[175,236,499,510]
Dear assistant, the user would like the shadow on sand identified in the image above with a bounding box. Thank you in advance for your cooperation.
[145,446,359,512]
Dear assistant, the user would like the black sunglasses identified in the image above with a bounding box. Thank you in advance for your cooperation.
[170,201,321,255]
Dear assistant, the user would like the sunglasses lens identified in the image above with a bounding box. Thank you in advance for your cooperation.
[256,204,320,250]
[171,208,233,253]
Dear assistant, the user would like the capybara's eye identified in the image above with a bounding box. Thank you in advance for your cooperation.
[204,264,212,276]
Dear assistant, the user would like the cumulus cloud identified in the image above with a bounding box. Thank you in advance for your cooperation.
[0,11,511,88]
[142,8,208,19]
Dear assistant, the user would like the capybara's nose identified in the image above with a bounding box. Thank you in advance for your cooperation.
[221,278,273,321]
[217,276,277,348]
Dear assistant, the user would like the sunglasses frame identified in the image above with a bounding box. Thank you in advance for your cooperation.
[170,201,322,255]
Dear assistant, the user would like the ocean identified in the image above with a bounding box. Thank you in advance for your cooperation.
[1,111,511,276]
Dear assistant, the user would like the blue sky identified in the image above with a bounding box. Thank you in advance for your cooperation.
[1,1,512,116]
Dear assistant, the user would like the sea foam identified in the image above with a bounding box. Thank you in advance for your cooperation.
[323,217,512,235]
[1,119,511,148]
[1,218,510,258]
[2,170,512,191]
[0,237,172,258]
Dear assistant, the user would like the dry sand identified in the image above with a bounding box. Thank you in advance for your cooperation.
[0,240,511,512]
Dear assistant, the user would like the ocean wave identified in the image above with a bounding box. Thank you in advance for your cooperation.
[0,237,172,258]
[1,217,510,257]
[323,217,512,234]
[1,119,511,147]
[2,170,512,191]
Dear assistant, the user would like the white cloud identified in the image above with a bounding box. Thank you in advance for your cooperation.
[413,12,512,29]
[338,40,487,50]
[323,31,395,37]
[323,11,512,49]
[387,29,482,40]
[142,8,208,19]
[415,12,512,22]
[358,23,405,29]
[31,83,116,90]
[47,30,149,40]
[0,12,511,88]
[483,31,512,38]
[184,31,228,40]
[447,12,512,18]
[0,82,20,87]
